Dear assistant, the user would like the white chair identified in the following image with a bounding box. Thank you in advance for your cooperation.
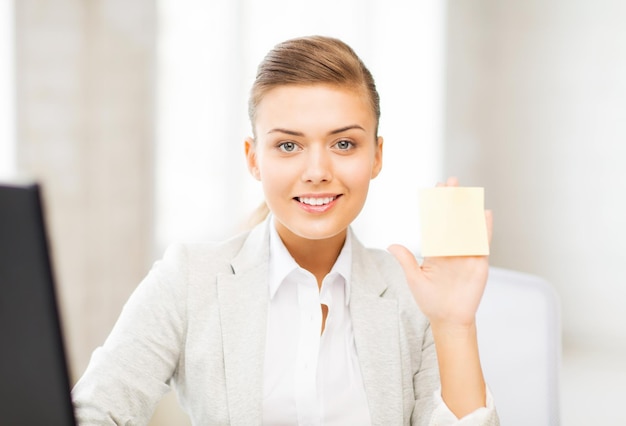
[476,267,561,425]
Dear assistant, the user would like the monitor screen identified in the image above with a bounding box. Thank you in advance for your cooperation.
[0,183,76,426]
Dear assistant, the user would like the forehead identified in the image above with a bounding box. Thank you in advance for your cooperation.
[254,84,376,133]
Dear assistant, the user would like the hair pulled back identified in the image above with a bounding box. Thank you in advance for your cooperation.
[248,36,380,135]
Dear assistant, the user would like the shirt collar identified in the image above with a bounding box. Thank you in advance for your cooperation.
[268,216,353,305]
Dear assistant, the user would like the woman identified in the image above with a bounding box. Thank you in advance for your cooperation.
[73,35,498,425]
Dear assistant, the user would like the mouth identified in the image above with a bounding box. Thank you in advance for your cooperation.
[295,195,341,206]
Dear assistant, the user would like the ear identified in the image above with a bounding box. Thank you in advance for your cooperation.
[244,137,261,181]
[371,136,384,179]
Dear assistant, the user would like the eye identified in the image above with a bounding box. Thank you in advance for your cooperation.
[278,141,298,152]
[334,139,354,150]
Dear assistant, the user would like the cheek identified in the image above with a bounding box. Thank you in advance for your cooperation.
[353,175,373,198]
[341,157,376,188]
[259,160,295,194]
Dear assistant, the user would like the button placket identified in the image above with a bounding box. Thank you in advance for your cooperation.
[295,270,323,425]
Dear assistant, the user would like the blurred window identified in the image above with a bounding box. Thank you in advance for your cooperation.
[0,0,15,177]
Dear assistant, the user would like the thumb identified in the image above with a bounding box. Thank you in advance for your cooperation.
[387,244,420,280]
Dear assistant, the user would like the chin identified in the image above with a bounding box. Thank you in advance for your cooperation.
[291,220,351,241]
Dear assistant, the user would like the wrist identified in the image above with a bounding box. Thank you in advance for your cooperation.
[430,318,477,339]
[430,318,487,416]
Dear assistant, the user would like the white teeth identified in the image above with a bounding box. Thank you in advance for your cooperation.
[298,196,335,206]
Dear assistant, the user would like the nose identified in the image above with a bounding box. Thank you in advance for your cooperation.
[302,145,332,183]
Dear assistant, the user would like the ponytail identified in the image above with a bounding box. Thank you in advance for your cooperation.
[243,201,270,231]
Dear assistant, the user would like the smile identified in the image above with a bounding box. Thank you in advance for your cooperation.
[296,196,339,206]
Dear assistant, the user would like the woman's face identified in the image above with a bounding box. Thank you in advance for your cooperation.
[245,84,383,246]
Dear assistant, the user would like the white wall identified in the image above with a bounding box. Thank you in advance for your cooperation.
[445,0,626,350]
[14,0,157,381]
[444,2,626,422]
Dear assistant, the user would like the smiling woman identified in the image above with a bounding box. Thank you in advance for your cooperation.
[0,0,15,177]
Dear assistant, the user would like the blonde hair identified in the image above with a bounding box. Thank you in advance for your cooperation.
[246,36,381,228]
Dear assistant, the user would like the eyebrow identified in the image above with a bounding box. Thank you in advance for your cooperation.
[267,124,366,137]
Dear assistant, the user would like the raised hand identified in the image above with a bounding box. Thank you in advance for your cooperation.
[387,177,493,329]
[388,177,493,418]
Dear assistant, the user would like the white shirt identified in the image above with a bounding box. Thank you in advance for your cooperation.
[262,220,495,425]
[263,223,371,425]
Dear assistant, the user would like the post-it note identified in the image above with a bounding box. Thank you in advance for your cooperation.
[419,187,490,257]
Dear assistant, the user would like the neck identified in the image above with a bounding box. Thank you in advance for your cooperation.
[276,225,347,287]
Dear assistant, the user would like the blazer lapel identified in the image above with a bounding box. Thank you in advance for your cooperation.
[217,221,270,425]
[215,222,405,424]
[350,236,404,424]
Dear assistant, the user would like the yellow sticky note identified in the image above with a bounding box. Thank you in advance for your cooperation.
[419,187,490,257]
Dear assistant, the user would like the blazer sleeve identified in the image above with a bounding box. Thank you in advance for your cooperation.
[72,243,189,425]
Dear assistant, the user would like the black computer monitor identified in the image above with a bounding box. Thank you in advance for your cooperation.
[0,182,77,426]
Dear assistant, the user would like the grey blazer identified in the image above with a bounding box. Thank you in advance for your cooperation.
[72,219,497,425]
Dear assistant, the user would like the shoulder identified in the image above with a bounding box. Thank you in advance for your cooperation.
[352,239,422,315]
[363,246,405,281]
[162,231,251,273]
[357,243,409,293]
[156,218,271,284]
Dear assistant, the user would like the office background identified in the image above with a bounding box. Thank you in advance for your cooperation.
[1,0,625,424]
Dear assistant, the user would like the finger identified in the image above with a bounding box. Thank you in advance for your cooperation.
[485,209,494,246]
[446,176,459,187]
[387,244,420,279]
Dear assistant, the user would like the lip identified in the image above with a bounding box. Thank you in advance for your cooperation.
[293,193,342,213]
